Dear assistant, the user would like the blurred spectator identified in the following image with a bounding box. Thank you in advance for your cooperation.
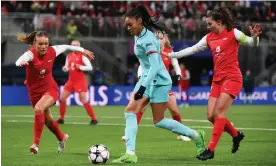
[93,67,105,85]
[265,49,276,69]
[271,72,276,86]
[243,70,255,104]
[125,68,135,85]
[259,78,270,87]
[200,68,209,86]
[66,19,78,41]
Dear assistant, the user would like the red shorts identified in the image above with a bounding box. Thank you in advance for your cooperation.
[210,79,242,98]
[169,90,174,96]
[178,80,189,90]
[63,80,88,93]
[29,88,59,107]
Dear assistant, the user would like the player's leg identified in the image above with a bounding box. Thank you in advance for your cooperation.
[167,94,191,141]
[197,80,244,160]
[136,103,148,124]
[57,89,71,124]
[79,91,98,125]
[44,108,69,153]
[184,87,190,107]
[112,93,148,163]
[151,85,205,154]
[208,84,238,137]
[178,84,185,107]
[30,94,57,154]
[197,93,233,160]
[57,81,73,124]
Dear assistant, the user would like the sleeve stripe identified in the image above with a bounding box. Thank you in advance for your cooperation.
[146,50,158,55]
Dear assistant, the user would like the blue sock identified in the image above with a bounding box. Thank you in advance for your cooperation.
[155,118,196,138]
[125,113,138,153]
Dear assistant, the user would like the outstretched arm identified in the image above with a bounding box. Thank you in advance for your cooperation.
[171,58,181,76]
[51,45,95,60]
[15,51,33,67]
[234,24,261,46]
[167,36,208,59]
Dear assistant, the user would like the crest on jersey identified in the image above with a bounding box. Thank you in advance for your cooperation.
[40,69,46,75]
[216,46,220,53]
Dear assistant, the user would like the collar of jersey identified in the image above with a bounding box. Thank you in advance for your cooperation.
[136,27,147,41]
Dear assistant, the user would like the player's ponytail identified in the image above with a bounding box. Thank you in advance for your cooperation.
[17,31,48,45]
[164,35,172,49]
[126,5,169,36]
[207,7,237,31]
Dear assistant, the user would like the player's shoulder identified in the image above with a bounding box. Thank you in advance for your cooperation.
[28,46,36,52]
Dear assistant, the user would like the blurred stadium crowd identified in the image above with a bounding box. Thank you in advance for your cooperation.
[1,1,276,87]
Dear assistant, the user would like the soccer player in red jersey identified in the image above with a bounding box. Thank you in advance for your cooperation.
[163,7,262,160]
[56,40,98,125]
[15,31,94,154]
[178,63,190,107]
[122,33,191,142]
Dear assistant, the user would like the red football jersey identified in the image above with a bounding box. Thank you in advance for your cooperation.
[67,52,86,83]
[26,46,58,97]
[206,28,242,82]
[161,48,172,72]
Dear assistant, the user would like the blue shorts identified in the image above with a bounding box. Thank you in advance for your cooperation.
[149,84,172,103]
[134,77,172,103]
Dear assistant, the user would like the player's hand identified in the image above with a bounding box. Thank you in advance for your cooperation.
[162,51,173,59]
[162,51,169,57]
[18,61,29,67]
[176,75,181,84]
[83,49,95,60]
[249,24,262,37]
[75,64,81,69]
[62,66,69,72]
[134,86,146,100]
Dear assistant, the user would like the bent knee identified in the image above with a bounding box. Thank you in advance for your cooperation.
[60,98,67,103]
[207,113,215,123]
[34,106,45,114]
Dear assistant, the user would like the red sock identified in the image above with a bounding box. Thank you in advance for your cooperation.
[172,114,182,124]
[84,103,97,120]
[59,102,66,120]
[208,117,226,152]
[46,120,64,141]
[185,90,189,103]
[224,118,238,137]
[136,111,144,124]
[33,113,45,146]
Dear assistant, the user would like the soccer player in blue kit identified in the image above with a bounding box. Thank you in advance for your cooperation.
[112,5,205,164]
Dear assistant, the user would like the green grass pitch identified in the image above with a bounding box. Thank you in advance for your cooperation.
[2,105,276,166]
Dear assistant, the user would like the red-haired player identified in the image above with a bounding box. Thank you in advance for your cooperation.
[57,40,98,125]
[164,7,262,160]
[15,31,94,154]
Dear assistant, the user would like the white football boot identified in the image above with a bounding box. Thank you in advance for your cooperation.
[58,134,69,153]
[30,144,39,154]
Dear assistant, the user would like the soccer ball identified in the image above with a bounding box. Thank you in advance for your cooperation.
[88,144,110,164]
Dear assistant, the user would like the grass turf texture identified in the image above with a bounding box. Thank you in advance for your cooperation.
[2,106,276,166]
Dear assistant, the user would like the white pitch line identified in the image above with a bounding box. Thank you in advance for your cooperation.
[1,115,209,123]
[4,120,276,131]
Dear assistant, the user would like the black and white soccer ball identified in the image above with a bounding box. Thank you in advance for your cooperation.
[88,144,110,164]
